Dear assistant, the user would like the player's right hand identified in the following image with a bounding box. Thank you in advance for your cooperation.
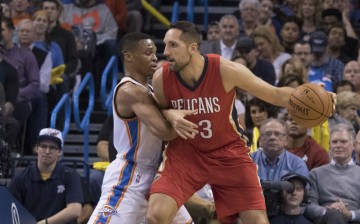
[162,109,199,139]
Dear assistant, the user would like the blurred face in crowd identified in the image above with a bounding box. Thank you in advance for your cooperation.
[338,105,358,121]
[281,22,301,44]
[240,2,259,23]
[10,0,29,13]
[293,43,313,68]
[250,105,268,127]
[254,36,272,60]
[328,27,345,50]
[321,15,339,32]
[343,61,360,88]
[330,129,354,165]
[17,20,35,46]
[282,179,305,209]
[301,0,316,18]
[284,0,300,14]
[336,84,353,93]
[207,24,221,41]
[259,0,273,23]
[322,0,334,9]
[285,113,308,138]
[260,120,287,159]
[33,13,49,35]
[219,17,239,45]
[42,1,60,23]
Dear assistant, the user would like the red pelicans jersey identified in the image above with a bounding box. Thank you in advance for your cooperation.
[162,54,249,152]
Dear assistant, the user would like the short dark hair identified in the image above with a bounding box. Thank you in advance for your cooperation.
[42,0,63,11]
[334,80,355,93]
[1,17,15,30]
[169,20,202,46]
[322,8,342,21]
[282,15,303,30]
[327,23,346,38]
[118,32,152,61]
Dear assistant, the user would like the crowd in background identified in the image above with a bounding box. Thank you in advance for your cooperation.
[2,0,360,223]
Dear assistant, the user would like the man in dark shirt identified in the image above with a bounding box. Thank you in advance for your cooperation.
[9,128,83,223]
[42,0,79,91]
[234,36,276,86]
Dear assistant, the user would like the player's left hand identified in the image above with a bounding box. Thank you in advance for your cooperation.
[329,92,336,113]
[162,109,199,139]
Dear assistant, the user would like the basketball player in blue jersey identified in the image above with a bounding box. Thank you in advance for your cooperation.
[87,33,197,224]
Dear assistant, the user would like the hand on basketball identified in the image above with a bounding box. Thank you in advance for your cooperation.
[162,109,199,139]
[328,92,336,113]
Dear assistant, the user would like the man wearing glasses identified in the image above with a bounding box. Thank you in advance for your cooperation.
[8,128,83,224]
[251,118,309,181]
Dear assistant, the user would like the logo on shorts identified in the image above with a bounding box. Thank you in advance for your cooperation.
[152,172,162,184]
[99,205,117,217]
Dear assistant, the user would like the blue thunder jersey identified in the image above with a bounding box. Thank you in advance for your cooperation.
[112,77,162,169]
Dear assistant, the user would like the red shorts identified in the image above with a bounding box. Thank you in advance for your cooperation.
[150,139,266,220]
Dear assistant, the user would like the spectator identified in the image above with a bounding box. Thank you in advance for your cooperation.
[8,128,83,223]
[334,80,355,93]
[321,8,359,60]
[257,0,281,36]
[305,123,360,224]
[17,18,53,153]
[279,15,303,54]
[280,57,308,83]
[251,118,309,181]
[234,36,276,85]
[336,91,360,132]
[10,0,31,26]
[200,14,239,60]
[298,0,322,41]
[206,21,221,41]
[252,25,292,83]
[293,40,313,73]
[105,0,128,36]
[245,97,279,153]
[1,17,40,152]
[285,112,330,170]
[61,0,118,86]
[238,0,260,37]
[41,0,79,91]
[270,173,312,224]
[308,30,344,91]
[342,60,360,93]
[277,73,304,88]
[327,23,353,64]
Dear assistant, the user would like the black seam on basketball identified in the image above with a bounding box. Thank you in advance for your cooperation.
[290,93,323,119]
[304,85,332,118]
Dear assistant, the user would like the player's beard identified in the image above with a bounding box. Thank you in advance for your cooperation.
[169,55,192,72]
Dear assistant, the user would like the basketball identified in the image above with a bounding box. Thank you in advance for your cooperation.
[287,83,333,128]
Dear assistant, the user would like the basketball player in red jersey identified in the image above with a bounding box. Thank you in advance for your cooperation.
[145,21,309,224]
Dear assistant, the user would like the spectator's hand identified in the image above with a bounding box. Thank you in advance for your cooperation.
[341,0,352,19]
[337,198,352,220]
[162,109,199,139]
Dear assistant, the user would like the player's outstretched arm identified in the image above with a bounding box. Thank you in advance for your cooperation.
[220,58,294,108]
[115,82,177,141]
[152,67,199,139]
[162,109,199,139]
